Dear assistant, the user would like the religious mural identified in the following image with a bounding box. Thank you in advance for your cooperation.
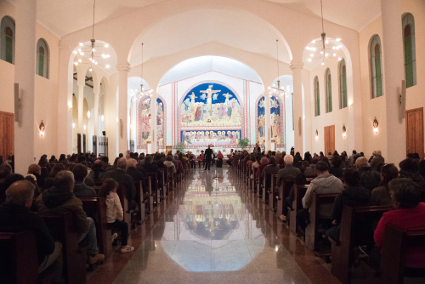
[257,95,285,146]
[179,83,243,147]
[181,130,241,147]
[137,96,165,149]
[180,83,242,127]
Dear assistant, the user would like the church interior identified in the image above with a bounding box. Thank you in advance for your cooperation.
[1,0,425,283]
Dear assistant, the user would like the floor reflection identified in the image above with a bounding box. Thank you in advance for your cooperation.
[161,168,265,271]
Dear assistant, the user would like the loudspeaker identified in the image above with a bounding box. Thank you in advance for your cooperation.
[102,131,106,136]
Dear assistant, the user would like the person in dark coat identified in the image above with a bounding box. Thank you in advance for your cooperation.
[326,169,372,241]
[0,180,62,281]
[72,164,97,198]
[104,158,136,202]
[204,146,213,170]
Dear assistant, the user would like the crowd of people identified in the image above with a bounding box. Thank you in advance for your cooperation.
[0,146,425,282]
[229,145,425,275]
[0,150,194,283]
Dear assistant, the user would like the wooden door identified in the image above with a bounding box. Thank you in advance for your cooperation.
[0,111,14,160]
[324,125,335,155]
[406,107,424,159]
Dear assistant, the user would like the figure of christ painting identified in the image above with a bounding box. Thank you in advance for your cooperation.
[257,95,284,146]
[181,130,241,147]
[137,96,165,149]
[180,83,242,127]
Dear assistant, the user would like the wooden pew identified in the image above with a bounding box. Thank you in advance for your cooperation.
[147,173,159,205]
[379,224,425,284]
[135,181,147,223]
[0,230,55,284]
[330,205,393,284]
[262,172,271,203]
[305,191,339,255]
[158,169,166,197]
[79,197,112,259]
[117,185,131,231]
[268,174,277,210]
[147,175,154,212]
[275,177,295,218]
[289,184,308,235]
[39,212,87,284]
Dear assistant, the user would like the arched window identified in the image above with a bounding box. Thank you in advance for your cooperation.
[314,76,320,117]
[36,38,49,78]
[370,35,383,98]
[0,16,15,64]
[325,68,332,113]
[402,13,416,88]
[339,59,347,109]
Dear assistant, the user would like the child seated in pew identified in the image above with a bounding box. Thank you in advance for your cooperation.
[100,179,134,253]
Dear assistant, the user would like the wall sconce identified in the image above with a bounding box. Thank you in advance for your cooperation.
[83,124,86,130]
[68,103,72,112]
[342,125,347,138]
[39,120,45,137]
[72,122,75,129]
[315,130,319,140]
[101,115,104,122]
[87,111,90,118]
[373,117,379,134]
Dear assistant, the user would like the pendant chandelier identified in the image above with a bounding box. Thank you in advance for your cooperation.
[73,0,112,71]
[305,0,343,65]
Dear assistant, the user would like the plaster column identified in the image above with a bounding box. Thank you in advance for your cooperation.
[57,46,73,156]
[291,62,304,154]
[264,94,271,151]
[381,0,405,163]
[14,0,36,174]
[150,93,157,153]
[77,81,85,153]
[116,63,130,155]
[93,88,99,137]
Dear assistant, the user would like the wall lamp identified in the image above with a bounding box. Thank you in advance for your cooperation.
[373,117,379,134]
[39,120,45,137]
[342,125,347,138]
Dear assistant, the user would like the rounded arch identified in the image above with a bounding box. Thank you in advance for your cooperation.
[127,6,292,66]
[1,15,15,64]
[36,38,49,78]
[369,34,383,98]
[255,93,285,148]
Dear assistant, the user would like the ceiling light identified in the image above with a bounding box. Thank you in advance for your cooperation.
[78,48,81,52]
[73,50,78,54]
[104,43,109,48]
[83,125,86,130]
[95,62,98,65]
[101,115,104,121]
[74,62,78,66]
[310,54,314,57]
[320,51,323,54]
[336,38,341,42]
[321,62,325,65]
[312,40,316,43]
[338,57,342,61]
[79,42,83,46]
[78,59,82,63]
[307,58,312,62]
[106,65,110,69]
[325,53,329,57]
[89,67,92,72]
[72,122,75,128]
[87,111,90,118]
[325,40,329,44]
[333,53,336,56]
[92,48,96,52]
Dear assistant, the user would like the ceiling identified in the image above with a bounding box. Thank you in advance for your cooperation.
[7,0,381,38]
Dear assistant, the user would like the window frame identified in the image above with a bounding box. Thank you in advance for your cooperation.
[402,13,416,88]
[314,76,320,117]
[339,59,348,109]
[325,68,332,113]
[369,35,383,99]
[36,38,49,79]
[0,16,15,64]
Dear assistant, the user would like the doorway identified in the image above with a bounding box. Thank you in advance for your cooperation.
[406,107,424,159]
[0,111,14,160]
[324,125,335,155]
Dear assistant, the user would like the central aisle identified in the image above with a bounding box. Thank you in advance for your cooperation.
[111,166,313,284]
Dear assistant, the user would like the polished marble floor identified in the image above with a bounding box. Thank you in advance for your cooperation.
[87,166,341,284]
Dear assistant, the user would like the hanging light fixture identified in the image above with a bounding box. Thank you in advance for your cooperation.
[73,0,112,70]
[269,39,285,97]
[305,0,343,65]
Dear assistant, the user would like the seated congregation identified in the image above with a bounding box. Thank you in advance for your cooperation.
[0,151,191,284]
[231,148,425,283]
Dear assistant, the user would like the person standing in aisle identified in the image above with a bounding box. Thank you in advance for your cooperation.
[204,146,213,170]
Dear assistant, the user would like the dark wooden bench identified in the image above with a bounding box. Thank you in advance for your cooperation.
[305,191,339,255]
[135,180,147,222]
[275,177,295,217]
[379,224,425,284]
[116,185,131,231]
[39,212,87,284]
[267,173,278,210]
[290,184,308,235]
[330,205,394,284]
[79,197,112,259]
[0,230,56,284]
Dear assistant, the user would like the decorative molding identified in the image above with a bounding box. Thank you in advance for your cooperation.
[116,63,131,72]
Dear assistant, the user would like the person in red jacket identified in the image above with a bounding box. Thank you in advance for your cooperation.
[374,178,425,271]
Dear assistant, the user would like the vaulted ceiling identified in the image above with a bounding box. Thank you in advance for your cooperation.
[8,0,380,38]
